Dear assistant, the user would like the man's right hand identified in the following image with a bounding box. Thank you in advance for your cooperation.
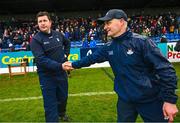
[62,61,74,71]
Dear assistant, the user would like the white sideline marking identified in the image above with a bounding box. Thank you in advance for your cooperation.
[0,62,110,74]
[0,89,179,102]
[0,91,115,102]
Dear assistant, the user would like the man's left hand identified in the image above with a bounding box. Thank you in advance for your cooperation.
[163,102,178,122]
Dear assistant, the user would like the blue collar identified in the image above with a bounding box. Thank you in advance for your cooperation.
[112,28,132,42]
[40,30,53,36]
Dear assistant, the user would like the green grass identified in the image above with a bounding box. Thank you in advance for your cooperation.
[0,63,180,122]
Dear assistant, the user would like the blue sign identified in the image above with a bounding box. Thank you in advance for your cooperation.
[0,48,81,68]
[0,51,34,68]
[68,48,80,62]
[157,43,167,57]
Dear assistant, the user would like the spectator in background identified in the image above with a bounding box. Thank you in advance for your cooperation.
[63,9,178,122]
[160,35,168,43]
[82,37,89,48]
[0,38,2,49]
[13,32,23,45]
[169,24,175,33]
[89,37,97,48]
[0,11,180,51]
[30,11,70,122]
[162,26,167,35]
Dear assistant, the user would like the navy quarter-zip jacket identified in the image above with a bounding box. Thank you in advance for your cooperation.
[30,30,70,122]
[30,30,70,80]
[72,29,178,104]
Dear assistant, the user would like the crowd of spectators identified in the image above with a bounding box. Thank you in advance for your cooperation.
[129,13,179,37]
[0,12,180,52]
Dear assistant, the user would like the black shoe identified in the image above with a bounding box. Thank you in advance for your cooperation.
[59,114,71,122]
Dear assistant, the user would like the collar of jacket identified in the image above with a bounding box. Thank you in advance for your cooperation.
[40,30,53,36]
[112,28,132,42]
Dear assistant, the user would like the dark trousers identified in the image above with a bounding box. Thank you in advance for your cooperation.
[40,77,68,122]
[117,97,168,122]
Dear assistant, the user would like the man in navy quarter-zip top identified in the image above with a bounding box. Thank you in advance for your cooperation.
[30,11,70,122]
[63,9,178,122]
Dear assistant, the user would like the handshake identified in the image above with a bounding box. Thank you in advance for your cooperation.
[62,61,74,71]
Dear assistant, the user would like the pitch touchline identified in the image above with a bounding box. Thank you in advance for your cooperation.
[0,92,116,102]
[0,89,179,102]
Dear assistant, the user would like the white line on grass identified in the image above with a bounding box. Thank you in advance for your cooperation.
[0,91,116,102]
[0,89,179,102]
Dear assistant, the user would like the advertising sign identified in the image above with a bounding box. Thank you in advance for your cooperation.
[68,48,80,62]
[0,48,81,68]
[0,51,34,68]
[157,43,167,57]
[167,42,180,62]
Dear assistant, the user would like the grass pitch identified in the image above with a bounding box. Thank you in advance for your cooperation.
[0,63,180,122]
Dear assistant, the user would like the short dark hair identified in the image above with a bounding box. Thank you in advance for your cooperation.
[36,11,51,21]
